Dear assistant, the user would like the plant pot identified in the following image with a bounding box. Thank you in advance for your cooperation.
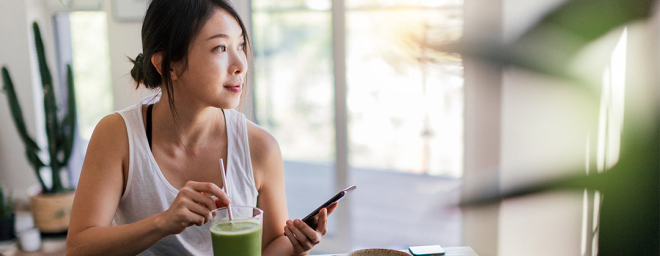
[0,213,16,241]
[28,188,75,233]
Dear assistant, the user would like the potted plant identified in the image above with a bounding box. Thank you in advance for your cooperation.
[0,185,15,241]
[0,21,77,234]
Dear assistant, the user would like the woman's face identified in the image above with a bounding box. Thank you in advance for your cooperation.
[172,7,247,110]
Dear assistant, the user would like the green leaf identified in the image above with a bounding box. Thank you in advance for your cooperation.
[1,67,41,152]
[33,22,64,194]
[61,64,77,165]
[523,0,655,52]
[0,186,4,216]
[0,185,14,217]
[32,22,52,89]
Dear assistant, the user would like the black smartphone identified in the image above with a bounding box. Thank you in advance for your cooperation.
[300,185,356,230]
[409,245,445,256]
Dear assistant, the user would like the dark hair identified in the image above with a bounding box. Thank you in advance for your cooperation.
[129,0,252,117]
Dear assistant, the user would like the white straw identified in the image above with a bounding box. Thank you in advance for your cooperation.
[219,158,233,221]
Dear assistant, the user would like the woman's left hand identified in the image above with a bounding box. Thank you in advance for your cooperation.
[283,202,338,255]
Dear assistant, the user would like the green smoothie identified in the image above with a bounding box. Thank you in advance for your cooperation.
[211,220,262,256]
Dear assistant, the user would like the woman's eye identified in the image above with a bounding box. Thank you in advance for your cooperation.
[238,42,246,50]
[215,45,226,52]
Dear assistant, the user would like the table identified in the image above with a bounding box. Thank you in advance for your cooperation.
[0,238,66,256]
[1,238,477,256]
[315,247,478,256]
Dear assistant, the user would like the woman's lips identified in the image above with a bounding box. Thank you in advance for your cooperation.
[224,85,241,93]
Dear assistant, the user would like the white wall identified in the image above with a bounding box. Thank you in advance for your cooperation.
[461,0,503,255]
[104,0,151,111]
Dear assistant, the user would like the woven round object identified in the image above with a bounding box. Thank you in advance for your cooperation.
[347,248,412,256]
[29,190,75,233]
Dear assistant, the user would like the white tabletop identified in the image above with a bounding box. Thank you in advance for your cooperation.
[313,246,478,256]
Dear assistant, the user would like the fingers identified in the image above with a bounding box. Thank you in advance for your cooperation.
[173,195,213,224]
[284,222,302,252]
[285,219,320,253]
[315,208,330,235]
[326,202,338,215]
[180,207,207,226]
[214,198,227,208]
[298,217,320,240]
[180,186,216,211]
[186,181,231,205]
[166,203,207,234]
[163,182,233,235]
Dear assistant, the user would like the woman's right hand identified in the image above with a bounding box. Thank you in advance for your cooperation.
[157,181,230,235]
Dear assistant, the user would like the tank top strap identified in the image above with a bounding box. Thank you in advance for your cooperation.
[223,109,258,207]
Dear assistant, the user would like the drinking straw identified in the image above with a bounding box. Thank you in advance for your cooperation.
[219,158,233,221]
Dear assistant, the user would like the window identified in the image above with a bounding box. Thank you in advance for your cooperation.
[252,0,464,252]
[251,1,339,244]
[345,0,463,176]
[67,12,114,140]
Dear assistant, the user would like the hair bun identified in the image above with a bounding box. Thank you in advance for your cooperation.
[129,53,145,84]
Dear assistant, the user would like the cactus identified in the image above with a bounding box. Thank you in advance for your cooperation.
[0,184,13,218]
[0,22,77,194]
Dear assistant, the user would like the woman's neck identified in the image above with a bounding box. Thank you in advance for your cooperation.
[153,92,226,150]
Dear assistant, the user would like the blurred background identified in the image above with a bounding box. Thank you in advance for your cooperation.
[0,0,658,255]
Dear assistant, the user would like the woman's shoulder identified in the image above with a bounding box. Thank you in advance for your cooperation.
[245,120,281,161]
[91,113,129,147]
[245,120,283,190]
[84,113,130,178]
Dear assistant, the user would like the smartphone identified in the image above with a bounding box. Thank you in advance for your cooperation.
[300,185,357,230]
[409,245,445,256]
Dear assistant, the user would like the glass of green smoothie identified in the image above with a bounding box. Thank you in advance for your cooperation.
[209,206,263,256]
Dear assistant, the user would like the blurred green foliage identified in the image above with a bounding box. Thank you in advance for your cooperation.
[430,0,659,254]
[0,185,13,218]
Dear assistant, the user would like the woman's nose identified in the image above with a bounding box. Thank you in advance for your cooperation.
[229,49,247,75]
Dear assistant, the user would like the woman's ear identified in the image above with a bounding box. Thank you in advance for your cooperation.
[151,52,163,75]
[150,52,179,81]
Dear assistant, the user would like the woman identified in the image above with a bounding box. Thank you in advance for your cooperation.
[66,0,336,255]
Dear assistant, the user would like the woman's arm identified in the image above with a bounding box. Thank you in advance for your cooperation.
[66,114,230,256]
[66,114,168,255]
[247,121,336,256]
[247,122,291,254]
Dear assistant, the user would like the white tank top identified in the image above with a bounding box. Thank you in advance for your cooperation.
[113,101,259,256]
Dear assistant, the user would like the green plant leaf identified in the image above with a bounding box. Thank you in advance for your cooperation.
[33,22,64,194]
[32,22,52,89]
[0,185,14,217]
[0,185,4,216]
[60,64,77,166]
[1,67,41,152]
[521,0,655,53]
